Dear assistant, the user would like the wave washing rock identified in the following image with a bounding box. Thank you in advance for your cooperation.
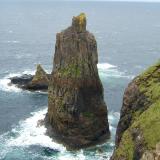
[45,13,110,149]
[10,64,49,91]
[111,61,160,160]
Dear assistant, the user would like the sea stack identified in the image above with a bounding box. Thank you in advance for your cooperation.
[45,13,110,149]
[10,64,49,91]
[111,61,160,160]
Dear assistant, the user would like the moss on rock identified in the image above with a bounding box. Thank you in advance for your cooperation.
[72,13,86,32]
[111,60,160,160]
[114,130,134,160]
[133,101,160,150]
[32,64,48,83]
[57,63,81,78]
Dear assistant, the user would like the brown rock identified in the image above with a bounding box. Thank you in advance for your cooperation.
[10,64,49,91]
[45,13,110,149]
[111,61,160,160]
[24,64,49,91]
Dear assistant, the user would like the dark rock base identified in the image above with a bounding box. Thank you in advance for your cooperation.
[10,74,49,91]
[44,115,110,150]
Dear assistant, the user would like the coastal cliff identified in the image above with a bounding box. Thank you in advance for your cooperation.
[111,61,160,160]
[45,13,110,149]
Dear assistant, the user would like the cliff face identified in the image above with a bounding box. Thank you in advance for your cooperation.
[111,61,160,160]
[45,13,110,149]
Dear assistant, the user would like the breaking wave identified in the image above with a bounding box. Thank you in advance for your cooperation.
[0,71,33,93]
[97,63,134,79]
[0,107,119,160]
[0,63,134,93]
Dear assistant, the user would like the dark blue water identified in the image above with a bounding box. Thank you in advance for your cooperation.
[0,1,160,159]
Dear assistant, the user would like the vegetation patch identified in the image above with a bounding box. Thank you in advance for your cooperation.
[83,112,94,118]
[58,63,80,77]
[114,61,160,159]
[132,101,160,150]
[114,130,134,160]
[136,60,160,102]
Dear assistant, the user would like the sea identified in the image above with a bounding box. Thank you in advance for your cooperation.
[0,1,160,159]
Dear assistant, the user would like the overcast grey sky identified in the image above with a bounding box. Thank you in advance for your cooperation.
[84,0,160,1]
[106,0,160,1]
[1,0,160,2]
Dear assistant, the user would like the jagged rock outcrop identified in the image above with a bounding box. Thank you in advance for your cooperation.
[10,64,49,91]
[27,64,49,90]
[45,13,110,149]
[111,61,160,160]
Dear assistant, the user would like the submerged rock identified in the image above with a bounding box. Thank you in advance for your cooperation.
[45,13,110,149]
[10,64,49,91]
[111,61,160,160]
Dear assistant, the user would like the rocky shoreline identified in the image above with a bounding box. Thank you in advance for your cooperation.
[8,12,160,158]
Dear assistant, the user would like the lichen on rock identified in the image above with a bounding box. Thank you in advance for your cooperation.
[22,64,49,91]
[111,61,160,160]
[10,64,49,91]
[31,64,49,84]
[72,13,86,32]
[45,13,110,149]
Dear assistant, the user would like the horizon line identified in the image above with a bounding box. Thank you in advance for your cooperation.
[1,0,160,3]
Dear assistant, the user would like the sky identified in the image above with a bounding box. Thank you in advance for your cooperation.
[82,0,160,2]
[1,0,160,2]
[105,0,160,1]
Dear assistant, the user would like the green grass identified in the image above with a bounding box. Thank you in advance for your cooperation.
[132,101,160,150]
[83,112,94,118]
[114,130,134,160]
[32,64,48,82]
[113,60,160,159]
[58,63,81,78]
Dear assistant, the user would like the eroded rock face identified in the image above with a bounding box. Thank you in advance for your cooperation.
[45,13,110,149]
[31,64,49,84]
[111,61,160,160]
[26,64,49,90]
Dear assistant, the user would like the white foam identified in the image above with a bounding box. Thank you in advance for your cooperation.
[58,150,85,160]
[0,78,21,92]
[97,63,116,70]
[108,111,120,134]
[0,70,35,93]
[5,40,20,44]
[0,62,134,93]
[7,108,65,152]
[98,63,134,79]
[108,111,120,121]
[0,107,120,159]
[22,70,35,75]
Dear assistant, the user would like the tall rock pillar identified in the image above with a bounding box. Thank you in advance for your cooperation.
[46,13,110,149]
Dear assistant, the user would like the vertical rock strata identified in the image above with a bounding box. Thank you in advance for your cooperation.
[111,61,160,160]
[45,13,110,149]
